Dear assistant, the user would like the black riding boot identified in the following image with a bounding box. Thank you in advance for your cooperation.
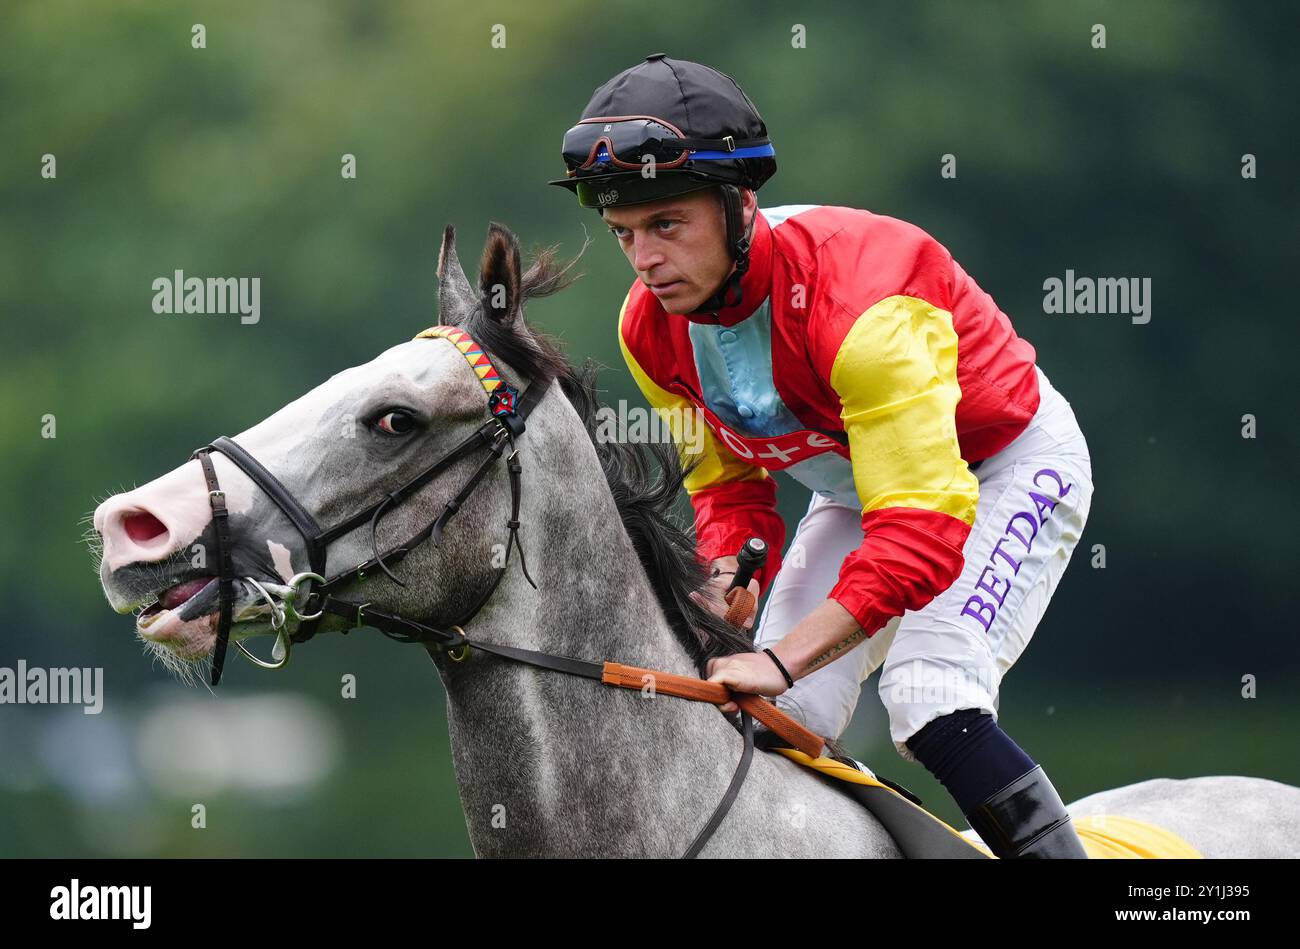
[906,708,1089,860]
[964,765,1089,859]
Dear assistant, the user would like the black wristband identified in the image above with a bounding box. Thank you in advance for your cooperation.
[763,648,795,689]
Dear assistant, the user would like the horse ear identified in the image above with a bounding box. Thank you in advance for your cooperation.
[436,225,479,327]
[478,222,523,325]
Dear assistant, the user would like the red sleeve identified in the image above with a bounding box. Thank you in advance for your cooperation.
[828,508,970,635]
[689,479,787,597]
[803,216,978,635]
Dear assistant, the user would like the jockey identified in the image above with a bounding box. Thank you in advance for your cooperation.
[549,54,1093,859]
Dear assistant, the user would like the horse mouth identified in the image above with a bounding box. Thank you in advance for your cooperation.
[137,576,219,634]
[134,573,292,661]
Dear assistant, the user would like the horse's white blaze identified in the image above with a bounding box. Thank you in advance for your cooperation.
[267,540,295,583]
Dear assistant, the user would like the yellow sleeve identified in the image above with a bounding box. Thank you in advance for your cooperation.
[617,295,770,495]
[829,295,979,524]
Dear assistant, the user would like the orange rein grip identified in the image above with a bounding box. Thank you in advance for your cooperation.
[600,661,826,759]
[722,585,757,628]
[601,662,727,702]
[734,694,825,759]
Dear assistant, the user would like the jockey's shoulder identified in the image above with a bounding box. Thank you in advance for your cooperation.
[618,281,653,343]
[618,204,963,378]
[766,205,957,321]
[766,204,953,275]
[617,282,667,376]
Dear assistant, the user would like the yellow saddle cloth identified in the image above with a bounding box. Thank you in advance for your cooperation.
[775,749,1202,859]
[1069,814,1202,859]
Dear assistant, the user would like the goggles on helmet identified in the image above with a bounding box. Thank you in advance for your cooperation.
[560,115,775,176]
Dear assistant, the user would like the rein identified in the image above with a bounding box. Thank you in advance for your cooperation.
[189,323,825,857]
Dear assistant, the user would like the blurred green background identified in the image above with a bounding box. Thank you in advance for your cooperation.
[1,0,1297,856]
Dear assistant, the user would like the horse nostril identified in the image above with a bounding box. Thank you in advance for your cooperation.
[123,511,168,543]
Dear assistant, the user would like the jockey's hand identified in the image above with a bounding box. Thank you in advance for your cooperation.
[706,651,789,715]
[688,557,761,630]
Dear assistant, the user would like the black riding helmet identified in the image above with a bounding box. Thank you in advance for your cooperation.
[549,54,777,314]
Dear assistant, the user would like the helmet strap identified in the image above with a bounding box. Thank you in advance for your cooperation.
[688,185,754,316]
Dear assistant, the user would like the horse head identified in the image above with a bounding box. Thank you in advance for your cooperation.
[91,222,596,685]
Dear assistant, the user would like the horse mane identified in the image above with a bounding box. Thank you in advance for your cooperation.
[461,244,757,673]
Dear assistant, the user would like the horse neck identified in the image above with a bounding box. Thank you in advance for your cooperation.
[437,420,745,857]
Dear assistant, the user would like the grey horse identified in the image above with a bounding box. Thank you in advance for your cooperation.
[92,223,1300,858]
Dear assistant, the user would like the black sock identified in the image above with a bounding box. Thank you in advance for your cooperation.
[905,708,1036,815]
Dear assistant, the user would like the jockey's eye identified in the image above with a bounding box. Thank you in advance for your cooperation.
[374,409,418,436]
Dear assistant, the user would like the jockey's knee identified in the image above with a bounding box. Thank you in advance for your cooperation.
[903,707,1034,812]
[878,655,999,763]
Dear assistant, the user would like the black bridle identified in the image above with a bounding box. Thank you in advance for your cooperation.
[186,324,758,858]
[189,325,546,688]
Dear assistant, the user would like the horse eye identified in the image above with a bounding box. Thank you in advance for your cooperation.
[375,410,417,436]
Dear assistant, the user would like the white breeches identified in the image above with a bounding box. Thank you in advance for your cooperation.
[753,367,1093,762]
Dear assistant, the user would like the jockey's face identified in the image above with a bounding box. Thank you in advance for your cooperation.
[602,187,756,313]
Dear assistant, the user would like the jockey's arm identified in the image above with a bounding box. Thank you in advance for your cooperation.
[805,293,980,654]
